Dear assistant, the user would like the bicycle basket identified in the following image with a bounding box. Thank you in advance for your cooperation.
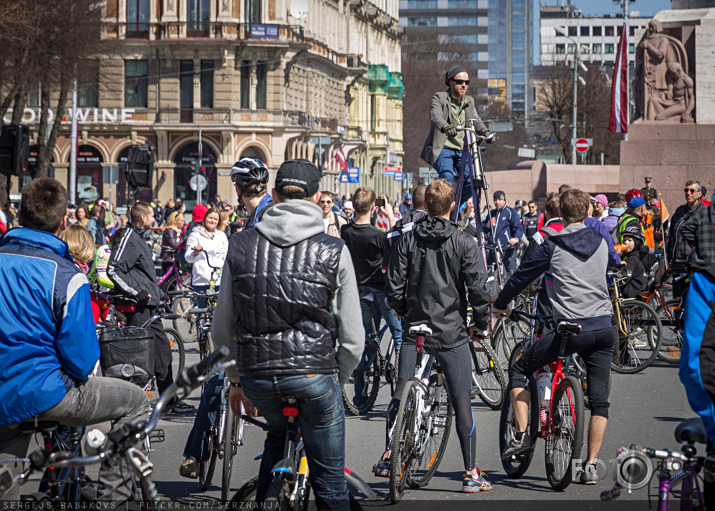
[99,328,155,381]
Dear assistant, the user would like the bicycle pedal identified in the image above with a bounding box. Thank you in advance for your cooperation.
[149,429,165,443]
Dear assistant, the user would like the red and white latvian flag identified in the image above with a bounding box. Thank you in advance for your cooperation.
[334,147,349,176]
[608,22,629,133]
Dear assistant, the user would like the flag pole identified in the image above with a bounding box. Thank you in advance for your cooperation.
[623,0,629,141]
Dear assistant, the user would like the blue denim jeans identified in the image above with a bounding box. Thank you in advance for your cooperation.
[193,284,218,309]
[433,146,472,207]
[359,287,402,353]
[183,372,223,461]
[241,373,348,511]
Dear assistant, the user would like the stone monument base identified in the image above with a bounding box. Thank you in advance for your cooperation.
[619,122,715,209]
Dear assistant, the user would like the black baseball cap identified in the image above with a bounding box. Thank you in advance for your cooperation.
[645,176,653,182]
[493,190,506,201]
[275,159,322,199]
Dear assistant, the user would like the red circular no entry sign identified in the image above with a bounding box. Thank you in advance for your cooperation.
[575,138,590,153]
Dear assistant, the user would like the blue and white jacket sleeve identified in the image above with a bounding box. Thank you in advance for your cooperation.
[56,274,100,381]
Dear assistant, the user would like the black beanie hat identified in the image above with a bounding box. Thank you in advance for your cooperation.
[445,66,469,86]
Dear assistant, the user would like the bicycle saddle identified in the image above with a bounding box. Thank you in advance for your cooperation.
[674,417,708,445]
[556,321,581,337]
[409,324,433,336]
[19,420,60,433]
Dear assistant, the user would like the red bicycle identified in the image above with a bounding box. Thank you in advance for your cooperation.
[499,309,586,491]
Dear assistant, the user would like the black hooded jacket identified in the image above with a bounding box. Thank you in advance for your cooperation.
[385,215,491,350]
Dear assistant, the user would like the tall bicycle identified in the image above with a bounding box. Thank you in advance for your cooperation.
[389,325,453,503]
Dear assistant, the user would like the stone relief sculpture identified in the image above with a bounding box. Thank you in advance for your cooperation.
[648,62,695,122]
[222,0,231,13]
[637,19,695,122]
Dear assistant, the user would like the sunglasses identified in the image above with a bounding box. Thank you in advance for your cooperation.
[452,79,470,85]
[684,188,699,193]
[320,200,333,204]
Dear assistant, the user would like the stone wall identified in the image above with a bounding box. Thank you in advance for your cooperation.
[619,123,715,210]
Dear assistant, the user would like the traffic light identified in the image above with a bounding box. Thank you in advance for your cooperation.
[0,124,30,177]
[200,166,205,173]
[125,145,154,188]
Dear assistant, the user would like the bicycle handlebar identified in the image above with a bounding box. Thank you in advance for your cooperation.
[0,347,234,498]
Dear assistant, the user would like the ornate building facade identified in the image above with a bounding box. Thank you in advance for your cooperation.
[19,0,403,207]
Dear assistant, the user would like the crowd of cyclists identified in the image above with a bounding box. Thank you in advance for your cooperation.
[1,158,714,507]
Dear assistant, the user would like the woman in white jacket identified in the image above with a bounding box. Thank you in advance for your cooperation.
[185,207,228,307]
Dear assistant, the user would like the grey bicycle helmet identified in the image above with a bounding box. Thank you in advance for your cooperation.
[230,158,269,192]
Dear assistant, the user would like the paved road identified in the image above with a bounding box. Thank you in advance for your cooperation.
[22,322,693,509]
[142,324,693,508]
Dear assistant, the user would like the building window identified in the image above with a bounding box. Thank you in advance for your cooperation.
[449,17,478,26]
[408,17,437,26]
[200,60,214,108]
[410,0,438,7]
[630,26,636,36]
[568,26,577,37]
[629,43,634,54]
[446,0,476,7]
[240,61,250,109]
[246,0,261,24]
[180,60,193,108]
[567,43,575,54]
[188,0,210,36]
[592,43,602,54]
[556,43,565,54]
[127,0,149,36]
[605,43,614,54]
[125,60,148,108]
[592,26,602,36]
[28,82,41,108]
[256,62,267,109]
[580,44,590,54]
[580,26,589,36]
[617,25,623,36]
[78,79,99,108]
[605,26,614,36]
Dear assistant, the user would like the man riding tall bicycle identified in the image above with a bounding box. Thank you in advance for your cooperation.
[420,66,495,207]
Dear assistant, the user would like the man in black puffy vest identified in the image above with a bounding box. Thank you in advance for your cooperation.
[212,159,364,510]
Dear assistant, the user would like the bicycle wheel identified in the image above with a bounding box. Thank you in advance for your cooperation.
[221,403,238,502]
[654,299,683,364]
[389,380,419,503]
[611,300,662,374]
[471,337,507,410]
[499,342,540,478]
[164,327,186,379]
[199,433,218,491]
[172,293,196,339]
[566,353,611,410]
[407,372,452,489]
[229,475,258,505]
[342,348,381,416]
[544,375,584,491]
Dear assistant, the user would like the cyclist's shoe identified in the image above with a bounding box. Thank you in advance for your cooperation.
[579,461,599,485]
[167,398,196,414]
[501,432,532,460]
[373,457,391,478]
[179,458,199,479]
[462,468,492,493]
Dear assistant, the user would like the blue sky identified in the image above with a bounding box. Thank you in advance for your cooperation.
[568,0,671,17]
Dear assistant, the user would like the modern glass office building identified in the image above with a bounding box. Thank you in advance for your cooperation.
[488,0,533,120]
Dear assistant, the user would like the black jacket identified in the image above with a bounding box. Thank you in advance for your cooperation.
[385,216,490,349]
[666,201,706,264]
[225,228,344,379]
[107,224,161,306]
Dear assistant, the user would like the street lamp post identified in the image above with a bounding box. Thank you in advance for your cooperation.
[555,26,587,164]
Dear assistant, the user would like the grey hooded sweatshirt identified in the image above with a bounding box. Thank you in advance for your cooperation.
[212,199,364,384]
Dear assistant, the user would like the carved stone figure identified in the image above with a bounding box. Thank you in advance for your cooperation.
[222,0,230,13]
[647,62,695,122]
[636,18,694,123]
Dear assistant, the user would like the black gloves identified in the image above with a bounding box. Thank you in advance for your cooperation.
[136,290,151,303]
[442,124,457,138]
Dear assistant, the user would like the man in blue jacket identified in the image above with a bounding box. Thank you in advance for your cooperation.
[0,178,150,502]
[483,190,524,275]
